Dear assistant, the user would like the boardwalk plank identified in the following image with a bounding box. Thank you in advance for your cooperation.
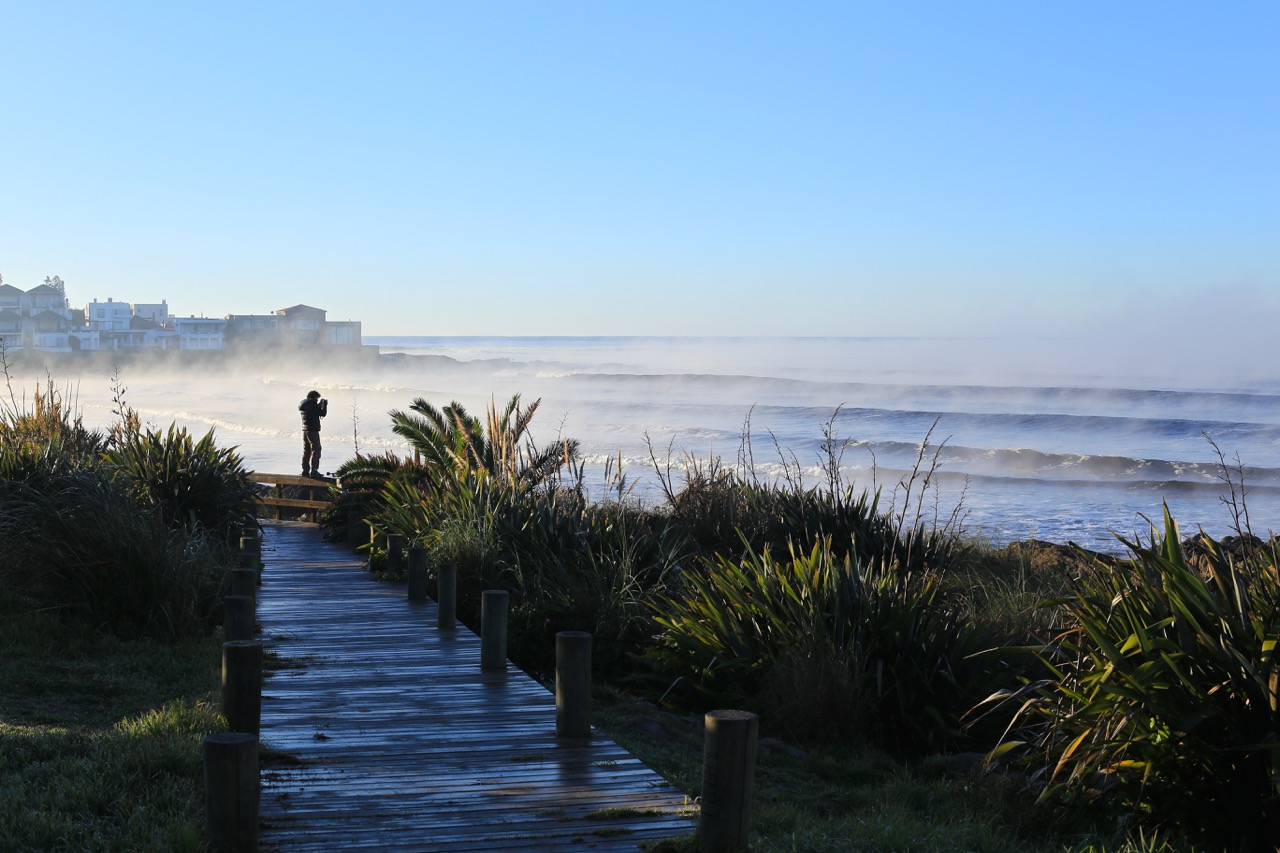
[256,521,695,851]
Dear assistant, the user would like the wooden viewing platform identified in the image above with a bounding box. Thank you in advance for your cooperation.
[255,521,696,851]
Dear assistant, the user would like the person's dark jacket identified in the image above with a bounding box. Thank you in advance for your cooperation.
[299,397,327,431]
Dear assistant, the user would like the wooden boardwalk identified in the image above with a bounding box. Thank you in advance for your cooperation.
[255,521,696,852]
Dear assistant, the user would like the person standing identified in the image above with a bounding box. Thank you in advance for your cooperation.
[299,390,328,477]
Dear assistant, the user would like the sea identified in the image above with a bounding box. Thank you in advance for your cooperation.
[13,335,1280,553]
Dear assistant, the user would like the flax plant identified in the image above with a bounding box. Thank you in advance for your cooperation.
[984,505,1280,849]
[649,539,999,751]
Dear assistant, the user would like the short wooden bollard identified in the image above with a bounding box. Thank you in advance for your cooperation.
[407,547,428,601]
[239,535,261,584]
[387,533,406,576]
[347,511,370,550]
[224,595,256,642]
[480,590,508,670]
[437,562,457,630]
[203,732,258,853]
[555,631,592,737]
[700,709,759,853]
[230,568,256,600]
[222,641,263,736]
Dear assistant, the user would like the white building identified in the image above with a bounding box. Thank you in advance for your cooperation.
[87,298,135,331]
[173,316,226,350]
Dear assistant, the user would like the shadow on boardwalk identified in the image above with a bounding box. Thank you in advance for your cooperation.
[256,521,696,852]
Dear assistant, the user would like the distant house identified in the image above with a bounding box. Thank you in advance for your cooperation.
[88,298,135,332]
[174,316,226,350]
[0,282,75,350]
[0,309,22,343]
[0,284,22,314]
[325,320,362,346]
[276,304,326,346]
[28,310,73,352]
[225,305,362,349]
[132,301,170,326]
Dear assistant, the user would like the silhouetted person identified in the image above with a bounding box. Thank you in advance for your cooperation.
[299,390,328,477]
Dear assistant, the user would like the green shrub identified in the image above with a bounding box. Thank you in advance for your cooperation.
[0,472,225,639]
[104,423,258,544]
[985,506,1280,849]
[648,539,1000,751]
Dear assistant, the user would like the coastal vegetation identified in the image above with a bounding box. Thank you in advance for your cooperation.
[0,364,254,849]
[326,392,1280,851]
[4,365,1277,851]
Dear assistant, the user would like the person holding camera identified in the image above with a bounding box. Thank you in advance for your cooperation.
[299,390,329,477]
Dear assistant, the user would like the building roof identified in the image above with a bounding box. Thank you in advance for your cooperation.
[0,284,22,296]
[276,304,326,316]
[26,284,62,295]
[30,310,70,327]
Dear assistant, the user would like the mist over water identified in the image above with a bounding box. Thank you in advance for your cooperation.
[12,336,1278,552]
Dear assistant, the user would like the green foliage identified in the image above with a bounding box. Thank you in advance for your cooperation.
[987,505,1280,849]
[0,472,226,639]
[389,393,580,487]
[103,422,258,544]
[648,539,1000,751]
[0,371,248,639]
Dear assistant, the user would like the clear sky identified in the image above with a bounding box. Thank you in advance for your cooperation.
[1,1,1276,338]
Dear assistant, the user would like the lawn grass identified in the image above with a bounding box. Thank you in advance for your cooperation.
[0,592,222,852]
[592,686,1185,853]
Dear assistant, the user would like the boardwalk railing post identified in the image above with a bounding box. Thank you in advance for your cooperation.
[480,590,508,670]
[407,546,428,601]
[555,631,592,737]
[347,511,370,550]
[699,709,758,853]
[387,534,406,577]
[437,563,457,630]
[224,595,256,642]
[230,568,257,600]
[222,640,264,736]
[239,534,261,584]
[203,731,259,853]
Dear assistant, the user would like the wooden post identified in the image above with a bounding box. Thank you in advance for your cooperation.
[224,595,256,642]
[203,732,258,853]
[387,533,405,577]
[407,546,428,601]
[480,590,508,671]
[437,563,457,630]
[555,631,592,737]
[230,569,257,600]
[700,709,758,853]
[239,534,261,584]
[222,640,263,736]
[347,511,369,550]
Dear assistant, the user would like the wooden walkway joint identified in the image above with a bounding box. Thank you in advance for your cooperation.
[255,521,696,851]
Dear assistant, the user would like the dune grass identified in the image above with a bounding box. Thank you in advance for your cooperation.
[0,584,223,851]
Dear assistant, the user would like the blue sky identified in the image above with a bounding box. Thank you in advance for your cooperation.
[1,1,1276,338]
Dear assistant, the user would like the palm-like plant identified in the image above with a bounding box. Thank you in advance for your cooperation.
[389,393,579,488]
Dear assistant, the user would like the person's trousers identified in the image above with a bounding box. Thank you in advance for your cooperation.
[303,429,321,474]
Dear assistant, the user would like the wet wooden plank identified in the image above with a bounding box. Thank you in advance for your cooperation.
[255,521,696,851]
